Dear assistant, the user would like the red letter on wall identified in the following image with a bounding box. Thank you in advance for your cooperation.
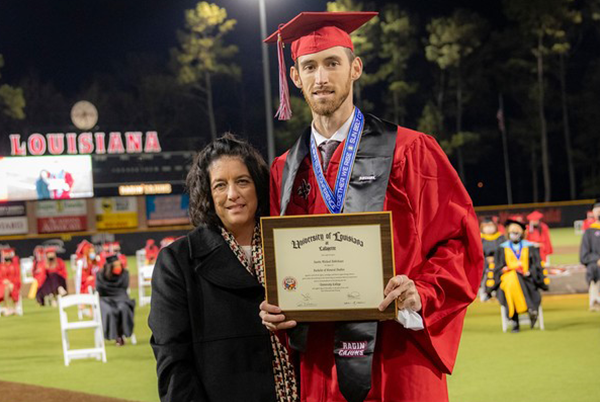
[125,132,143,153]
[9,134,26,156]
[78,132,94,154]
[28,134,47,155]
[47,133,65,155]
[107,132,125,154]
[66,133,78,154]
[94,132,106,154]
[144,131,161,153]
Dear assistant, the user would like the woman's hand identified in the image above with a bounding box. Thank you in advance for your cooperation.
[259,301,297,332]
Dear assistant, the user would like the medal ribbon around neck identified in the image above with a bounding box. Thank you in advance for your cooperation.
[310,107,365,214]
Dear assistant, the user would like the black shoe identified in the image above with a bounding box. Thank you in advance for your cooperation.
[511,325,520,333]
[116,337,125,346]
[529,310,538,329]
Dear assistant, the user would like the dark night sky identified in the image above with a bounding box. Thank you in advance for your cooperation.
[0,0,502,95]
[0,1,532,206]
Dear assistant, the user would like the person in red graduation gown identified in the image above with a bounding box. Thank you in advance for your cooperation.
[144,239,159,264]
[525,210,553,264]
[75,240,100,293]
[583,210,596,231]
[0,248,21,313]
[34,247,68,306]
[260,12,483,402]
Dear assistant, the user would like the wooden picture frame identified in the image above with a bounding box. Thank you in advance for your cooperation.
[260,212,396,322]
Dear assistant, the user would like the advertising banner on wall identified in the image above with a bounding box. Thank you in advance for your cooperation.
[95,197,138,229]
[36,199,88,234]
[146,194,189,226]
[0,201,28,235]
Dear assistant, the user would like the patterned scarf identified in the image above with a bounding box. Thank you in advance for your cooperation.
[221,225,299,402]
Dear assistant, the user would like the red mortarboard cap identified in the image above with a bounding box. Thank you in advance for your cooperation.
[1,248,15,257]
[526,210,544,221]
[264,12,377,120]
[76,240,93,258]
[264,12,377,60]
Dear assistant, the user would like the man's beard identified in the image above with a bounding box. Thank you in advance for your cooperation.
[301,74,352,117]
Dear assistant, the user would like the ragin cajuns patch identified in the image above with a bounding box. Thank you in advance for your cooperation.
[336,341,368,357]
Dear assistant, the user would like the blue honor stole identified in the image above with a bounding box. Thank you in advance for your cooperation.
[309,107,365,214]
[509,241,523,260]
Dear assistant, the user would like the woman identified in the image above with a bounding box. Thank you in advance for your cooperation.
[149,134,298,402]
[75,240,100,293]
[96,255,135,346]
[34,247,68,306]
[488,219,550,333]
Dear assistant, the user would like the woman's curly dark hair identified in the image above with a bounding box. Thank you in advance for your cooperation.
[186,133,269,228]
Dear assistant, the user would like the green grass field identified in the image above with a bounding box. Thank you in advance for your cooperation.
[2,293,597,402]
[0,230,593,402]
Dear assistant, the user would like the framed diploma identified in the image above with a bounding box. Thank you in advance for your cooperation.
[260,212,397,322]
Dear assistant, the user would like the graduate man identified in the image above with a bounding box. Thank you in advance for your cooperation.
[580,198,600,311]
[259,12,483,402]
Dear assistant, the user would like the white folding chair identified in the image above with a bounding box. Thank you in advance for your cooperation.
[70,254,78,274]
[135,249,146,270]
[574,220,584,235]
[58,292,106,366]
[15,292,23,316]
[501,305,545,332]
[138,264,154,307]
[74,259,85,320]
[20,257,35,285]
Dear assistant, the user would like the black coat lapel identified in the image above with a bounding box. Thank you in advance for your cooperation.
[344,114,397,213]
[280,127,311,215]
[187,226,261,290]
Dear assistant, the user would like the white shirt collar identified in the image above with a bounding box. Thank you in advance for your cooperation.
[311,108,355,147]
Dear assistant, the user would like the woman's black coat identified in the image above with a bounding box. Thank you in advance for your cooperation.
[148,225,277,402]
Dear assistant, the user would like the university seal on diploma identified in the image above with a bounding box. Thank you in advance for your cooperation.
[260,212,397,322]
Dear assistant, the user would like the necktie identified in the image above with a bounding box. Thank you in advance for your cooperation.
[319,140,341,171]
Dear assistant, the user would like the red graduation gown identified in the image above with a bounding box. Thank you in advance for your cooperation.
[270,126,483,402]
[34,258,68,288]
[526,222,553,262]
[0,260,21,302]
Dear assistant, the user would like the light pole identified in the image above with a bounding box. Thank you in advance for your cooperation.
[259,0,276,163]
